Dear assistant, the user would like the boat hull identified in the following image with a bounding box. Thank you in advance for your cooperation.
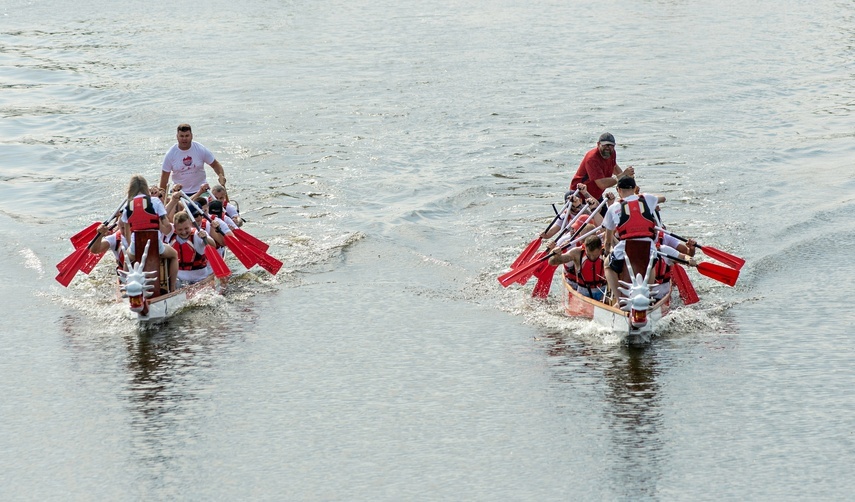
[563,280,671,345]
[133,274,217,322]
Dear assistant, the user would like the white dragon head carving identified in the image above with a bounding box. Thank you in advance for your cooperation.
[118,241,158,313]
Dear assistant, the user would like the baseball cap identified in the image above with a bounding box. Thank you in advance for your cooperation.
[208,200,224,216]
[598,132,616,146]
[617,176,637,189]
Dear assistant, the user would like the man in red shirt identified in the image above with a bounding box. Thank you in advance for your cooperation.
[569,132,635,201]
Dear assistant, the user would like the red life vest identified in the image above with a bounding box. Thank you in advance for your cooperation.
[577,253,606,287]
[126,196,160,232]
[616,197,656,240]
[563,260,578,283]
[170,231,208,271]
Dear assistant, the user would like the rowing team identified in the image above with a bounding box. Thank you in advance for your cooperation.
[89,174,245,292]
[533,176,698,305]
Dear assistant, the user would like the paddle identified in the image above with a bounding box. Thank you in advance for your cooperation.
[69,222,100,249]
[55,247,90,287]
[232,227,270,253]
[530,201,603,297]
[655,227,745,271]
[55,201,129,286]
[510,196,574,269]
[498,225,602,287]
[519,198,608,290]
[531,263,558,298]
[670,263,699,305]
[69,199,127,249]
[223,234,283,275]
[658,252,739,287]
[182,194,282,276]
[177,195,232,279]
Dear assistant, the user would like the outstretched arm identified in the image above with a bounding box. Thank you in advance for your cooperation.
[210,160,226,187]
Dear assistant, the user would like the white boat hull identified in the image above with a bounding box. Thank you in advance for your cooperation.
[131,274,218,322]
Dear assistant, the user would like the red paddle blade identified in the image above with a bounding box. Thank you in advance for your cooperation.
[56,249,81,271]
[233,228,270,253]
[531,264,557,298]
[511,237,541,269]
[697,262,739,287]
[254,251,283,275]
[517,250,550,284]
[69,222,100,249]
[671,264,699,305]
[79,251,104,275]
[498,253,549,287]
[699,245,745,271]
[205,246,231,279]
[224,236,258,269]
[55,247,90,287]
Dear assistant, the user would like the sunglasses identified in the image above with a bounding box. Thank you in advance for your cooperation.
[177,126,191,132]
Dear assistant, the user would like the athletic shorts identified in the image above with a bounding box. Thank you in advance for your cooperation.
[607,252,625,274]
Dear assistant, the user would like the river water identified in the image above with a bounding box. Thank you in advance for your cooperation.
[2,0,854,499]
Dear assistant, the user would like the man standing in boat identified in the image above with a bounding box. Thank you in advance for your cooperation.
[159,124,228,196]
[569,132,635,205]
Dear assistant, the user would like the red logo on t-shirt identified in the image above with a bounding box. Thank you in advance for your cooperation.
[183,156,192,166]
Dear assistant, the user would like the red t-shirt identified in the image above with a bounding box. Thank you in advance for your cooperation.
[570,147,617,200]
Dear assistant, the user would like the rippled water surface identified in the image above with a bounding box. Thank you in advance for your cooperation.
[2,0,854,499]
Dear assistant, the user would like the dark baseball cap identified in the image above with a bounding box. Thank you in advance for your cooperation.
[617,176,637,189]
[598,132,616,146]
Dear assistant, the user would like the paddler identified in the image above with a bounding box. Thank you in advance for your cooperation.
[548,234,608,301]
[169,211,215,287]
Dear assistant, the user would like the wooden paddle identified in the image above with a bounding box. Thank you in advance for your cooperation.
[68,222,100,249]
[655,227,745,270]
[531,263,558,298]
[660,253,739,287]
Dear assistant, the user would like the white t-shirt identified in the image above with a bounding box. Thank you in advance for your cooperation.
[161,141,216,194]
[604,194,660,259]
[104,232,128,262]
[224,202,240,220]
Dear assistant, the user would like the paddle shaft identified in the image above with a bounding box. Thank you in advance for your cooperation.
[657,252,738,287]
[654,226,745,270]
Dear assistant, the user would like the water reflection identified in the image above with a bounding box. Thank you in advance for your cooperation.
[544,333,664,497]
[122,314,247,478]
